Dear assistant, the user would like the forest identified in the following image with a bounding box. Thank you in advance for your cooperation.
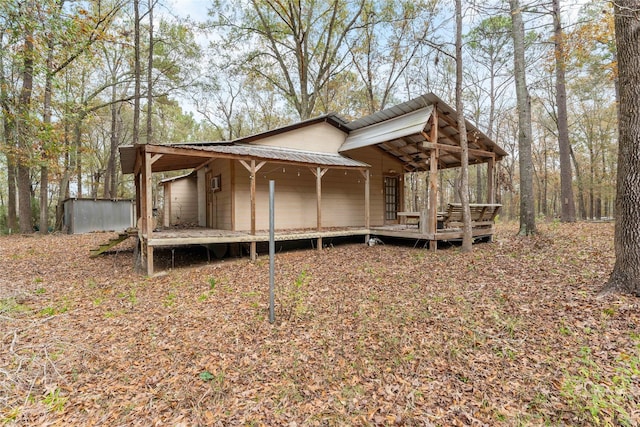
[0,0,618,235]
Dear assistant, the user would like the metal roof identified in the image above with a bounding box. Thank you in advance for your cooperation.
[340,106,434,152]
[119,142,369,174]
[120,92,508,175]
[180,143,368,168]
[339,93,507,171]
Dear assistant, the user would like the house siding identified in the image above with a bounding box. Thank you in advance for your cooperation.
[345,146,406,225]
[250,122,347,154]
[205,159,233,230]
[164,176,198,225]
[232,145,404,231]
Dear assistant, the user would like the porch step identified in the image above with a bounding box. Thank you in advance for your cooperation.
[90,231,135,257]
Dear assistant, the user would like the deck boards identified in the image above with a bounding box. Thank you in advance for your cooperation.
[144,223,495,247]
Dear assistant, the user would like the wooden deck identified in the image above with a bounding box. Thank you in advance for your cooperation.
[146,227,371,247]
[144,223,495,248]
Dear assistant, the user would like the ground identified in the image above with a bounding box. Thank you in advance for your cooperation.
[0,222,638,426]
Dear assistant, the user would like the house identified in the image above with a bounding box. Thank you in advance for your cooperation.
[120,93,507,274]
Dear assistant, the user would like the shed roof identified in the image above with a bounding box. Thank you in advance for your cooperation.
[340,93,507,171]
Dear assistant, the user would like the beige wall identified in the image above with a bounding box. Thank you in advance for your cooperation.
[251,122,347,154]
[205,159,233,230]
[164,176,198,225]
[232,146,404,230]
[345,146,406,225]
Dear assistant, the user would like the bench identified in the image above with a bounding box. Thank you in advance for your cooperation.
[442,203,501,229]
[397,211,421,225]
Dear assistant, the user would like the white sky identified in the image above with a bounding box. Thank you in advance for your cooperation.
[167,0,210,21]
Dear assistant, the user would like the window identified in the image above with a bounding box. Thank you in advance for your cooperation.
[211,175,221,192]
[384,176,399,221]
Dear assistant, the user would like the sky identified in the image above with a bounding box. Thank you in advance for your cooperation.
[167,0,210,21]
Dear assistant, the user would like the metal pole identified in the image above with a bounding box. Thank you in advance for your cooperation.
[269,180,275,324]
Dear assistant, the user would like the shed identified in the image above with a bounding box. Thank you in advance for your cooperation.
[63,198,135,234]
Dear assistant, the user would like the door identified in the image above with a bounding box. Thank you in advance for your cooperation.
[205,170,216,228]
[384,176,399,223]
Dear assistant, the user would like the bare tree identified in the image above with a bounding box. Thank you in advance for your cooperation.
[456,0,472,251]
[509,0,536,235]
[602,0,640,296]
[552,0,576,222]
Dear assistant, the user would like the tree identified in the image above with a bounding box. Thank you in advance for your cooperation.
[552,0,576,222]
[346,0,437,114]
[509,0,536,235]
[211,0,365,120]
[15,0,36,234]
[455,0,472,251]
[465,15,514,203]
[602,0,640,296]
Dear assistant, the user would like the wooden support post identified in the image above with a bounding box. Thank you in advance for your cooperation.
[487,155,495,204]
[361,169,370,242]
[144,149,154,275]
[428,106,439,251]
[311,167,328,250]
[135,171,141,227]
[250,160,257,260]
[240,159,266,261]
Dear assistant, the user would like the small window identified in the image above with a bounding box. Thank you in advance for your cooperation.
[211,175,221,192]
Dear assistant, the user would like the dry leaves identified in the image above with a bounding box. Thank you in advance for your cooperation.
[1,222,638,426]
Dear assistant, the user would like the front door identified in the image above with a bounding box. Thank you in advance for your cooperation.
[384,176,399,223]
[206,170,215,228]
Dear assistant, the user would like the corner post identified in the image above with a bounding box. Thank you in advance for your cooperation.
[363,169,370,242]
[250,159,257,261]
[428,106,439,251]
[313,167,328,250]
[144,149,154,275]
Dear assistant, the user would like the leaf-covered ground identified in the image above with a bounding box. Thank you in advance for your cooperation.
[1,222,638,426]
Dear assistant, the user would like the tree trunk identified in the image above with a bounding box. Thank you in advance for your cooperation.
[133,0,141,144]
[104,80,119,198]
[603,0,640,296]
[0,32,17,232]
[509,0,536,235]
[456,0,472,252]
[553,0,576,222]
[17,4,35,234]
[146,0,154,144]
[569,145,586,219]
[75,120,83,197]
[40,36,55,234]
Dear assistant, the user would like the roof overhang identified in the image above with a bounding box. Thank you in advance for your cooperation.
[339,93,508,171]
[120,142,370,175]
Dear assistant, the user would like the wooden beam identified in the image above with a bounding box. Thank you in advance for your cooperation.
[249,160,257,260]
[134,171,141,228]
[144,149,154,275]
[150,153,163,165]
[422,141,496,159]
[428,108,439,251]
[311,167,328,249]
[361,170,370,230]
[487,156,495,204]
[230,160,235,231]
